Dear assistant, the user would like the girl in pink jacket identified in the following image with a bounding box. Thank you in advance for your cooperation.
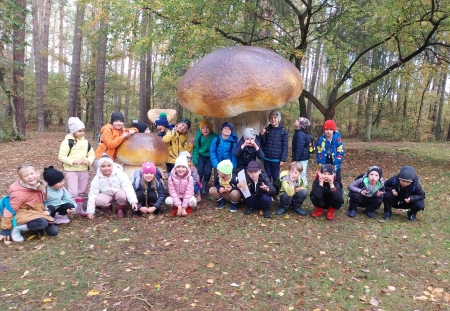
[165,155,197,216]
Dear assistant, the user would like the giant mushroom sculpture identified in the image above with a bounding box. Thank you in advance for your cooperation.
[177,46,303,137]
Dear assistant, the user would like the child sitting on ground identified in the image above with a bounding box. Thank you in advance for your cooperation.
[165,155,197,216]
[86,155,138,219]
[58,117,95,217]
[192,119,217,195]
[162,118,194,174]
[382,166,425,221]
[237,161,276,218]
[132,162,165,216]
[209,160,241,212]
[179,151,202,202]
[347,166,385,219]
[210,122,239,170]
[42,166,76,224]
[1,163,58,243]
[310,164,344,220]
[275,161,308,216]
[233,127,265,172]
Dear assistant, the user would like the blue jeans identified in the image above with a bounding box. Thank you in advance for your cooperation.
[299,160,308,187]
[194,182,200,195]
[263,160,281,182]
[27,218,59,236]
[198,155,212,183]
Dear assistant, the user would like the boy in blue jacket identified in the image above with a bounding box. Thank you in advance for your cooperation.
[316,119,344,184]
[210,122,238,169]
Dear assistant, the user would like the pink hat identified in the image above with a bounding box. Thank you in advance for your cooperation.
[142,162,156,174]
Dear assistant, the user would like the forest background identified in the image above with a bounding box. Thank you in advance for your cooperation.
[1,0,450,141]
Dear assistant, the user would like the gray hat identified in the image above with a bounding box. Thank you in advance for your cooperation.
[243,128,256,139]
[398,166,416,182]
[269,110,281,122]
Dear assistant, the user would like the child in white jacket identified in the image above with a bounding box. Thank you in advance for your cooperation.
[86,156,137,219]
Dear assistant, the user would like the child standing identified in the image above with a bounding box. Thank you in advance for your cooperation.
[58,117,95,217]
[347,166,385,219]
[1,164,58,243]
[42,166,76,224]
[95,111,138,160]
[86,156,138,219]
[165,155,197,216]
[382,166,425,221]
[192,119,217,195]
[155,112,171,137]
[310,164,344,220]
[237,161,276,218]
[162,118,194,174]
[132,162,165,216]
[275,162,308,216]
[292,117,311,186]
[233,127,265,172]
[259,110,288,182]
[209,160,241,212]
[316,120,344,184]
[210,122,239,170]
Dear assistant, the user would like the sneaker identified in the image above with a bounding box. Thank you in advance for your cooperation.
[407,211,417,221]
[364,211,376,219]
[383,211,392,220]
[230,204,238,212]
[347,209,357,218]
[53,214,70,224]
[216,200,227,210]
[292,207,307,216]
[244,208,254,215]
[263,210,271,218]
[275,207,289,215]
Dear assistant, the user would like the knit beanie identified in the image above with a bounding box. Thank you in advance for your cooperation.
[269,110,282,122]
[179,118,191,130]
[323,120,336,131]
[110,111,125,124]
[68,117,85,134]
[321,164,334,174]
[246,161,261,171]
[398,166,416,182]
[217,159,233,175]
[141,162,156,175]
[367,166,382,178]
[199,119,212,130]
[179,151,192,160]
[243,128,256,139]
[43,166,64,186]
[97,155,114,168]
[155,112,170,128]
[133,121,149,133]
[221,122,234,133]
[298,117,310,130]
[174,155,189,169]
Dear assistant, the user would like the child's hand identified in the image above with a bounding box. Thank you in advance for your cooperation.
[329,178,335,188]
[219,187,226,194]
[361,190,368,196]
[83,160,90,166]
[236,183,242,189]
[181,208,187,216]
[87,214,95,220]
[122,132,131,139]
[132,203,139,211]
[376,190,384,197]
[391,189,398,196]
[129,129,136,135]
[148,206,157,214]
[177,206,183,216]
[260,125,266,135]
[67,208,75,215]
[260,182,269,192]
[294,187,301,193]
[73,159,84,165]
[318,172,324,185]
[188,137,194,144]
[43,210,50,216]
[280,161,285,168]
[404,197,410,203]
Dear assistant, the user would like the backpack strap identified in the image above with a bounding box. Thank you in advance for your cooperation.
[67,139,92,157]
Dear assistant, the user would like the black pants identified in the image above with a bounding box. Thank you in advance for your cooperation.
[47,203,75,217]
[348,193,382,213]
[136,190,158,208]
[383,191,424,213]
[27,218,59,236]
[310,193,344,210]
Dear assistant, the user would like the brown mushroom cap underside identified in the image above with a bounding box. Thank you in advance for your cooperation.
[116,133,169,166]
[177,46,303,118]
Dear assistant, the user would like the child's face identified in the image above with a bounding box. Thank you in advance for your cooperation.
[399,179,412,188]
[143,173,154,182]
[112,120,124,130]
[51,181,64,190]
[218,171,230,180]
[156,125,167,133]
[177,122,188,134]
[289,168,301,181]
[221,126,231,136]
[368,171,380,184]
[269,114,279,127]
[294,120,301,129]
[245,137,255,145]
[19,166,38,187]
[322,171,333,182]
[201,126,211,136]
[175,165,188,176]
[324,129,334,139]
[73,129,85,139]
[100,162,113,177]
[247,169,261,182]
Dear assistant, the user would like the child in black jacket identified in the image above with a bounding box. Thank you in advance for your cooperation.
[292,117,311,187]
[310,164,344,220]
[382,166,425,221]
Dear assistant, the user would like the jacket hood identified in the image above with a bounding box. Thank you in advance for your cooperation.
[224,132,238,142]
[398,166,416,182]
[96,162,123,178]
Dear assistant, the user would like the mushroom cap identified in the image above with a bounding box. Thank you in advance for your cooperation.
[177,46,303,118]
[147,109,177,124]
[116,133,169,166]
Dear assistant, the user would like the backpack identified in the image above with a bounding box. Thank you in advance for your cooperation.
[67,139,92,157]
[0,194,17,228]
[307,134,316,154]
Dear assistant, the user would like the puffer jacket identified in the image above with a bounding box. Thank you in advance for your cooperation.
[210,133,239,168]
[132,171,166,209]
[259,124,288,162]
[162,130,194,164]
[233,137,265,170]
[86,162,138,214]
[310,173,344,202]
[244,170,276,197]
[2,179,53,230]
[292,129,310,161]
[192,129,217,166]
[167,169,194,208]
[348,174,385,197]
[384,174,425,203]
[316,131,344,171]
[58,134,95,171]
[95,123,138,159]
[278,170,307,197]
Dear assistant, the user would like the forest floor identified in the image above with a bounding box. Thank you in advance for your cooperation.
[0,128,449,311]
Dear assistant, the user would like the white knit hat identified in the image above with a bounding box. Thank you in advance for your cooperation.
[68,117,85,134]
[174,155,189,169]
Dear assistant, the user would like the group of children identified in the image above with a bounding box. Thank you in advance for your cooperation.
[0,110,426,243]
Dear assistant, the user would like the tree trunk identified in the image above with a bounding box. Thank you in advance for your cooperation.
[58,0,65,73]
[435,69,447,140]
[66,2,85,132]
[307,40,322,119]
[362,88,374,142]
[139,12,148,123]
[31,0,45,131]
[144,46,152,122]
[94,18,108,139]
[124,56,133,123]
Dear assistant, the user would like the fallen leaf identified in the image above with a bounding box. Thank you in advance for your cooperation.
[215,291,222,296]
[22,289,29,295]
[117,238,130,242]
[42,298,52,303]
[230,283,239,287]
[206,279,214,284]
[155,284,161,291]
[60,251,65,255]
[27,235,35,241]
[289,307,294,310]
[319,251,326,255]
[113,229,118,232]
[278,291,284,296]
[206,262,214,268]
[388,286,396,291]
[143,250,151,255]
[34,244,45,250]
[185,284,191,289]
[19,270,29,279]
[414,295,428,301]
[260,223,267,227]
[444,292,450,302]
[123,286,130,292]
[369,297,379,306]
[87,289,100,296]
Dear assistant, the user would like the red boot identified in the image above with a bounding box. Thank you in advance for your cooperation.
[170,206,178,216]
[311,207,325,218]
[117,205,125,218]
[326,207,337,220]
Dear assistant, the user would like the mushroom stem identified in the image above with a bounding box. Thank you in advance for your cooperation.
[214,111,271,139]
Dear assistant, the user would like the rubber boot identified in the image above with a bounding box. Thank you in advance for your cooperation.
[275,204,290,215]
[383,205,392,220]
[11,224,29,242]
[363,205,376,219]
[347,201,358,218]
[292,203,307,216]
[75,200,88,217]
[117,204,125,218]
[407,210,417,221]
[326,207,338,220]
[311,207,325,218]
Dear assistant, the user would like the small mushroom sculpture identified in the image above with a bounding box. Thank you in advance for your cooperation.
[177,46,303,136]
[147,109,177,124]
[116,133,169,178]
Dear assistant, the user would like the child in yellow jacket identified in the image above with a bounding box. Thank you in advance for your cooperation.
[275,161,308,216]
[162,118,194,174]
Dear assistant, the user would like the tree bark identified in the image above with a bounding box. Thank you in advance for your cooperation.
[59,0,65,73]
[362,88,374,142]
[94,17,108,139]
[435,69,447,140]
[139,12,147,123]
[31,0,45,131]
